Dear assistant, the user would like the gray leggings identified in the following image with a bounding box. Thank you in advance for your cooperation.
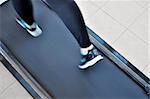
[11,0,91,48]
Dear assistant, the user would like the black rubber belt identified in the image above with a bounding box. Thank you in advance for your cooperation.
[0,0,148,99]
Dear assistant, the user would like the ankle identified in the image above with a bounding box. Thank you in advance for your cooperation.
[87,44,94,50]
[80,44,94,55]
[29,22,36,29]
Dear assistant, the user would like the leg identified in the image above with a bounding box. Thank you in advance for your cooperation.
[46,0,103,68]
[12,0,34,25]
[11,0,42,37]
[46,0,91,48]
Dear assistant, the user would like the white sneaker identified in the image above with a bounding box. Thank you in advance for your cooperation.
[79,48,103,69]
[16,18,42,37]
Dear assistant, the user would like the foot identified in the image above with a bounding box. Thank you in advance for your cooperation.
[16,18,42,37]
[79,47,103,69]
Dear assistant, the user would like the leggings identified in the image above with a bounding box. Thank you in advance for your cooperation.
[11,0,91,48]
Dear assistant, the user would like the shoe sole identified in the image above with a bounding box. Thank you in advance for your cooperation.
[79,55,103,69]
[16,18,42,37]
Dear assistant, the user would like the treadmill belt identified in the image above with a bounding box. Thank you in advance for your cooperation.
[0,0,148,99]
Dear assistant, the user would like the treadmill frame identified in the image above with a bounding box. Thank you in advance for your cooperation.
[88,28,150,95]
[0,0,150,98]
[0,41,52,99]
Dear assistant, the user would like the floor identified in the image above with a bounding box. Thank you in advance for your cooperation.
[0,62,33,99]
[75,0,150,78]
[0,0,150,98]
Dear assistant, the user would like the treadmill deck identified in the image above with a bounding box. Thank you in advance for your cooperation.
[0,0,148,99]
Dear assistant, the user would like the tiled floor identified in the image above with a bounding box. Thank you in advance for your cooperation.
[75,0,150,78]
[0,0,150,98]
[0,62,33,99]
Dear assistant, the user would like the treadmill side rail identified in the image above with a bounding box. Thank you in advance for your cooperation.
[88,28,150,95]
[0,41,52,99]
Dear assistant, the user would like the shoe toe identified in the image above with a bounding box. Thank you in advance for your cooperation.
[28,25,42,37]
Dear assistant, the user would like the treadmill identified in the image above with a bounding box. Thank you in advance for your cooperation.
[0,0,150,99]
